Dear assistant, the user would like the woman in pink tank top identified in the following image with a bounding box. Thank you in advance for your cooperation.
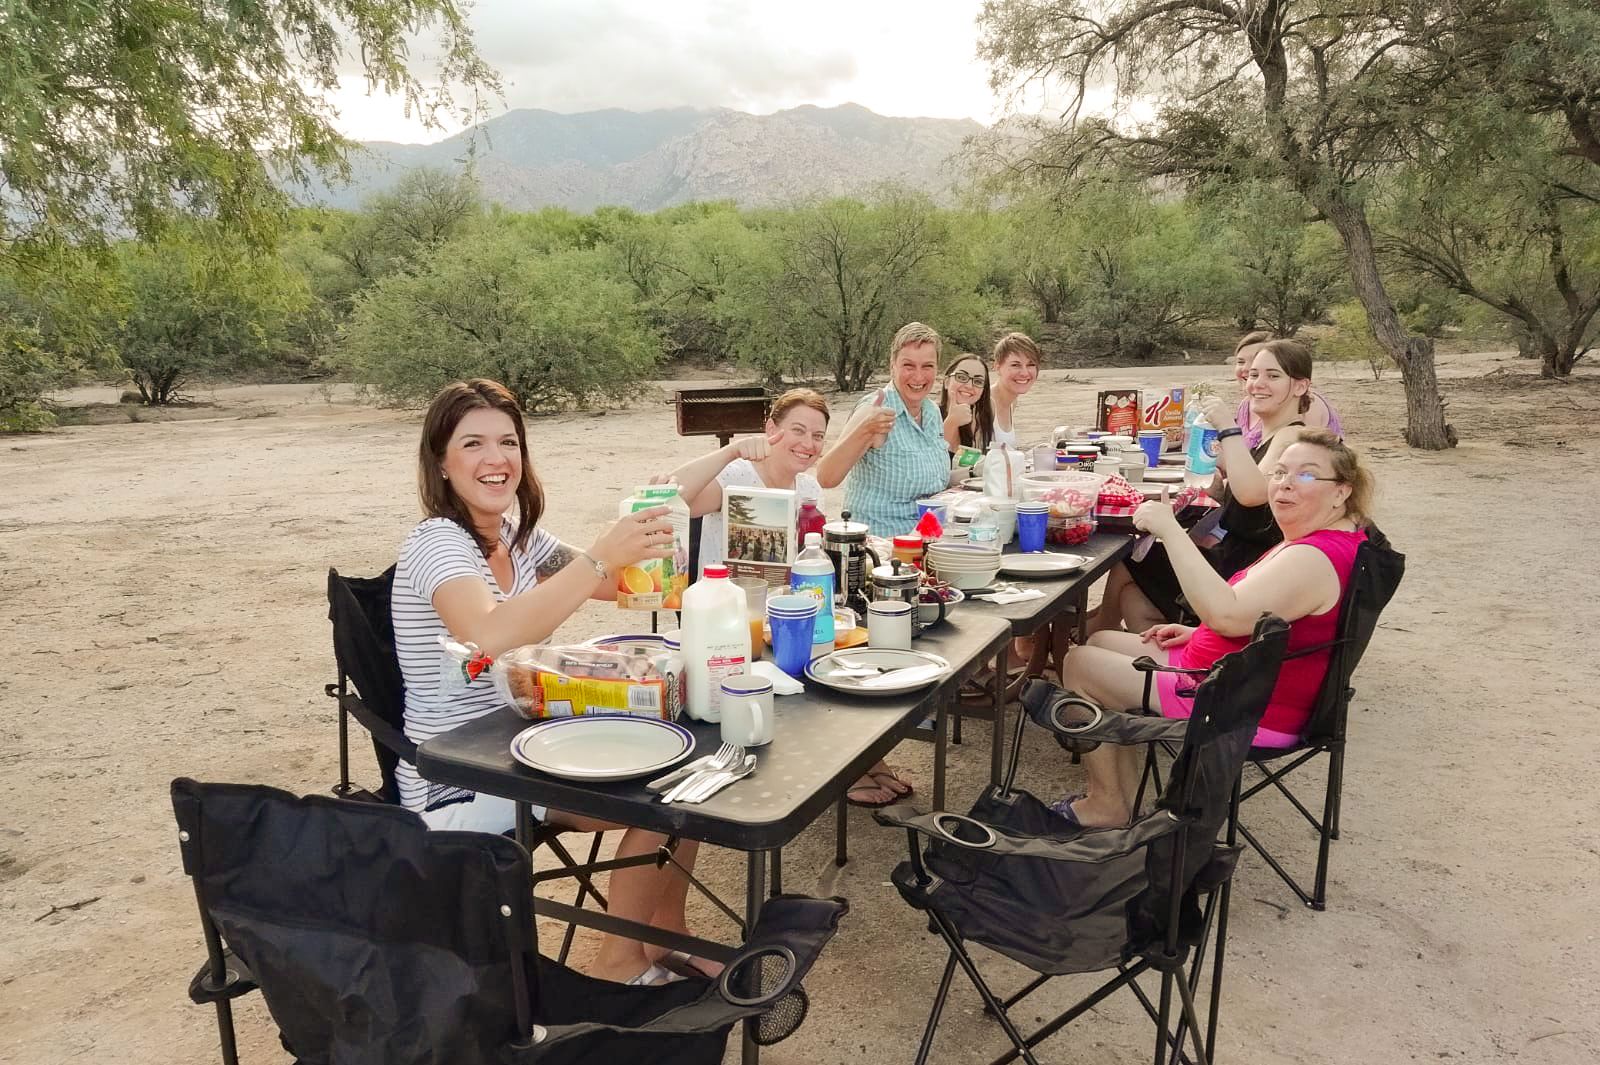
[1052,431,1374,830]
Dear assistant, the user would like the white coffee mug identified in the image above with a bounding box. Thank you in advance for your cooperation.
[719,673,774,747]
[867,601,914,651]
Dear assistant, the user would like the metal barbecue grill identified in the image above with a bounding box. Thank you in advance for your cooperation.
[674,385,770,447]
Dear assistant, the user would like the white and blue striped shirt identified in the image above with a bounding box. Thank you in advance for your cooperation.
[391,516,558,813]
[844,387,951,536]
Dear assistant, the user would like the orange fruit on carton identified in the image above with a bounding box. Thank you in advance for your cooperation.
[620,566,654,595]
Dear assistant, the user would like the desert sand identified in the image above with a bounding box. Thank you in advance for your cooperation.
[2,351,1597,1064]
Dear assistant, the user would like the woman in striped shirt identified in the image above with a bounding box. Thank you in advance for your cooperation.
[392,379,710,987]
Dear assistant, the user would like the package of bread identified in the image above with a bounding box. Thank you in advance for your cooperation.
[492,644,672,721]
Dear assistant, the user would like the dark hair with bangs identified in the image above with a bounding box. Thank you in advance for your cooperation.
[418,379,543,558]
[938,352,994,451]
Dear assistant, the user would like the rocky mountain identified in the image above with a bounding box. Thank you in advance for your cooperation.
[295,103,982,212]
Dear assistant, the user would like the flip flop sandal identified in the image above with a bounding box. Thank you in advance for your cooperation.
[869,767,914,798]
[659,950,719,981]
[625,963,685,987]
[1048,793,1087,828]
[846,780,902,808]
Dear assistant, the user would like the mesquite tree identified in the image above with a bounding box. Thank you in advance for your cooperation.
[978,0,1460,447]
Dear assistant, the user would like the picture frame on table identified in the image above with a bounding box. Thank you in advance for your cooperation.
[721,485,798,587]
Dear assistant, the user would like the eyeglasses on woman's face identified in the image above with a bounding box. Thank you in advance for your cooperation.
[946,369,986,388]
[1268,468,1339,485]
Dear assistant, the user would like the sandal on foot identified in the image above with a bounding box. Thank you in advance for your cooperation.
[624,963,684,987]
[660,950,720,981]
[847,773,904,808]
[1048,793,1086,828]
[870,766,914,799]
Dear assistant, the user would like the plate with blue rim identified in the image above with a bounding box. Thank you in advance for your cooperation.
[510,715,694,782]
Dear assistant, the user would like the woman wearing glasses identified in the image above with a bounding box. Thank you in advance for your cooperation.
[939,333,1043,456]
[1051,430,1372,828]
[1092,339,1322,634]
[939,353,995,453]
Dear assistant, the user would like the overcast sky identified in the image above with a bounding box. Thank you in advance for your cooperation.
[326,0,1010,143]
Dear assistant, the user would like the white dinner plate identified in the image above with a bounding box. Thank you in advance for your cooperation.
[1143,467,1185,483]
[806,648,952,697]
[509,716,694,782]
[1137,482,1185,497]
[998,553,1091,577]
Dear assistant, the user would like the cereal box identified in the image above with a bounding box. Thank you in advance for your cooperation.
[1141,388,1187,451]
[1097,389,1141,437]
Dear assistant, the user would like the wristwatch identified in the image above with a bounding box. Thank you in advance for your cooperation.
[579,550,610,581]
[1216,426,1243,441]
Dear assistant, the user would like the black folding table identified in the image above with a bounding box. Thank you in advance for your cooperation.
[416,610,1011,1065]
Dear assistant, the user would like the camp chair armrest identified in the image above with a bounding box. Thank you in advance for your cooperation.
[330,689,418,763]
[874,805,1184,865]
[1019,680,1189,746]
[1130,655,1209,675]
[509,895,848,1055]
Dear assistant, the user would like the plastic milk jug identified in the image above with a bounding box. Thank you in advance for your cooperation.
[789,533,837,652]
[680,566,750,723]
[981,442,1025,500]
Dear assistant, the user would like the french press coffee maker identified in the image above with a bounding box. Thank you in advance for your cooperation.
[870,559,944,634]
[821,510,881,617]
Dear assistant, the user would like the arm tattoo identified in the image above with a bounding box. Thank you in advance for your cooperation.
[535,540,581,581]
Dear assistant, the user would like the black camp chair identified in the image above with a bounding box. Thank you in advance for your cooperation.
[874,615,1290,1065]
[174,778,845,1065]
[1133,528,1406,911]
[325,566,609,962]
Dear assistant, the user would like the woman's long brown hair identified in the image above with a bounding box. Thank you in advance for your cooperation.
[938,353,994,451]
[418,379,544,558]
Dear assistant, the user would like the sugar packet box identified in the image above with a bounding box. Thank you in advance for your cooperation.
[1140,388,1187,451]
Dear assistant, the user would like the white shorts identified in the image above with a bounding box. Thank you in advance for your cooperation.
[420,793,546,834]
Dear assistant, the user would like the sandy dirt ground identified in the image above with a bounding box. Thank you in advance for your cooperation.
[3,351,1598,1065]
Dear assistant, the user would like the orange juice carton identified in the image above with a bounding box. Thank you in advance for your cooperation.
[617,485,691,611]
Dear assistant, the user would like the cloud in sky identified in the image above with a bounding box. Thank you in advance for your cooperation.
[326,0,1004,142]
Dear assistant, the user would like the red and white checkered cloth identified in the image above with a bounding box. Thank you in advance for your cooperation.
[1095,474,1215,518]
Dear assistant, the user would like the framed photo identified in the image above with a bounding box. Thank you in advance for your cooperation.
[721,485,798,586]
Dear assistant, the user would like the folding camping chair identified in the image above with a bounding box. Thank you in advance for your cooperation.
[172,778,845,1065]
[1133,528,1406,911]
[324,566,610,962]
[875,615,1290,1065]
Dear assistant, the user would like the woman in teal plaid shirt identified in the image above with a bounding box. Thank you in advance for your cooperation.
[817,322,952,538]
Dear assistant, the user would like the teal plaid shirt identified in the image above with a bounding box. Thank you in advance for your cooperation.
[844,387,951,537]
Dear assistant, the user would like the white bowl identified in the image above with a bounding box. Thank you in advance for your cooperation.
[927,562,1000,590]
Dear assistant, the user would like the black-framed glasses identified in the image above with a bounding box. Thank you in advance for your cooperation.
[946,370,986,388]
[1268,469,1339,485]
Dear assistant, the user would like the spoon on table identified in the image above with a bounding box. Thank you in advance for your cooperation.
[681,755,758,804]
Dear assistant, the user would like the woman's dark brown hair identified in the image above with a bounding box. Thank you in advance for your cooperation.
[938,353,995,451]
[418,379,543,558]
[1252,339,1316,415]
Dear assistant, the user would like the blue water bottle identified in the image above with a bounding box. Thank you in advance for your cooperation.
[1184,412,1218,488]
[789,533,836,650]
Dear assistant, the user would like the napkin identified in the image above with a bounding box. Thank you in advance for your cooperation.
[973,588,1046,605]
[749,660,804,695]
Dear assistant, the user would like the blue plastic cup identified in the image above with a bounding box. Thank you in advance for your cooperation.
[915,499,947,524]
[767,595,819,677]
[1138,430,1165,468]
[1016,508,1049,553]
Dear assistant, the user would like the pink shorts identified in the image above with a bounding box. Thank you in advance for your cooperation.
[1155,649,1302,749]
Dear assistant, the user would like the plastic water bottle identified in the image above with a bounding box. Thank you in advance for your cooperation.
[679,566,750,723]
[968,505,999,546]
[1184,411,1218,488]
[788,533,836,653]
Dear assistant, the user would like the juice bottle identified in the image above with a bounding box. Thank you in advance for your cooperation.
[679,566,750,723]
[796,497,827,541]
[616,485,691,610]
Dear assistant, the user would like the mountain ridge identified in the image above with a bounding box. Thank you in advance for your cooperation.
[294,103,983,212]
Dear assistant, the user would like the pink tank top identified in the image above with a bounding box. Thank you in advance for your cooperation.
[1176,528,1366,738]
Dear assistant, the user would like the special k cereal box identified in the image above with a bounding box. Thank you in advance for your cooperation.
[1141,388,1187,450]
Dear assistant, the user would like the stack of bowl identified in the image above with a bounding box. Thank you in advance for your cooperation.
[924,540,1002,590]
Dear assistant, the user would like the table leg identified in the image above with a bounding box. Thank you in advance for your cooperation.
[514,801,534,850]
[932,693,948,812]
[835,798,848,867]
[771,848,783,897]
[990,643,1008,789]
[742,850,768,1065]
